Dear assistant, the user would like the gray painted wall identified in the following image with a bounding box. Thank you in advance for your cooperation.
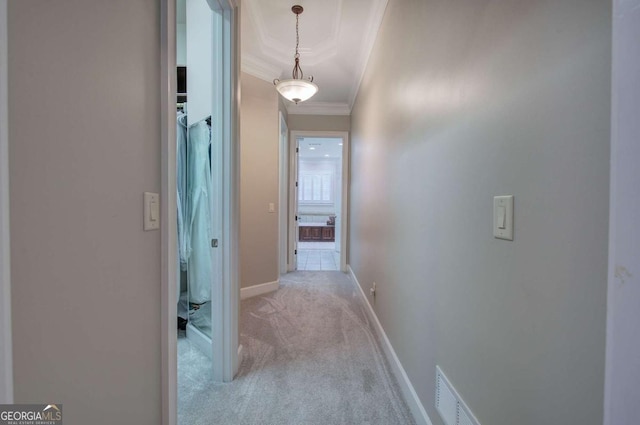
[8,1,162,424]
[278,96,289,124]
[605,1,640,424]
[349,1,611,425]
[240,73,279,288]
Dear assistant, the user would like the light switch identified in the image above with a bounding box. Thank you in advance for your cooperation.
[268,203,275,213]
[150,200,159,221]
[493,195,513,240]
[497,206,506,229]
[144,192,160,231]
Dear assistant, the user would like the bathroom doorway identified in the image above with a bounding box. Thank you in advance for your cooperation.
[289,132,349,272]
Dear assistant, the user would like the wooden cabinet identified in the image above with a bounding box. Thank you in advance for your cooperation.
[299,225,335,242]
[322,226,335,241]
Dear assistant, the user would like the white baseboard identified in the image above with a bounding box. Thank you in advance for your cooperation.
[236,343,244,378]
[186,322,212,360]
[240,280,279,300]
[348,265,433,425]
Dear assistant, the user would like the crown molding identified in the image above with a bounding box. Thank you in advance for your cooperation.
[348,0,389,109]
[241,54,281,83]
[244,0,342,67]
[286,102,351,116]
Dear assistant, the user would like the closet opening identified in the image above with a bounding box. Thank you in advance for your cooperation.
[172,1,239,421]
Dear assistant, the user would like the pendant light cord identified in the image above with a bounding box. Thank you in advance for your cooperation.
[292,11,303,80]
[295,12,300,58]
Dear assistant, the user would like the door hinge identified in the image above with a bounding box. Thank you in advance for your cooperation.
[295,249,297,255]
[296,147,299,153]
[211,239,218,248]
[295,215,298,221]
[295,181,298,187]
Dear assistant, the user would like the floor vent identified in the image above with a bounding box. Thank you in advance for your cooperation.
[435,366,481,425]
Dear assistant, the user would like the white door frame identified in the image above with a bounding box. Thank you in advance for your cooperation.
[287,134,299,271]
[288,131,349,272]
[0,0,14,405]
[211,0,240,383]
[278,112,289,274]
[604,1,640,424]
[160,0,239,423]
[160,1,178,424]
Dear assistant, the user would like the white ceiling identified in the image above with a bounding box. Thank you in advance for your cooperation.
[241,0,389,115]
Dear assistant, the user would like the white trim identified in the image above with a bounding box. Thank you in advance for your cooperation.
[278,112,289,274]
[604,2,640,424]
[160,0,178,423]
[221,1,241,382]
[287,135,298,272]
[289,131,349,272]
[242,53,281,83]
[237,343,244,366]
[348,265,433,425]
[0,0,13,405]
[186,322,212,360]
[347,0,389,109]
[240,280,280,300]
[209,3,226,384]
[286,102,351,116]
[243,0,342,68]
[340,132,349,273]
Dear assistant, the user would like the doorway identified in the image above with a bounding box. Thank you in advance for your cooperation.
[288,131,349,272]
[163,0,239,422]
[174,0,238,381]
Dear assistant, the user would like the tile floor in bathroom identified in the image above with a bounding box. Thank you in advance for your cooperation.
[296,241,340,271]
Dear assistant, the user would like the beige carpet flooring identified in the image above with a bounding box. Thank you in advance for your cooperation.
[178,271,416,425]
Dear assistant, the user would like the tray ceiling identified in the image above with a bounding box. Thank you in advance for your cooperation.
[241,0,388,115]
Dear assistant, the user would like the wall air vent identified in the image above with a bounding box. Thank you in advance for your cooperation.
[457,407,474,425]
[436,366,481,425]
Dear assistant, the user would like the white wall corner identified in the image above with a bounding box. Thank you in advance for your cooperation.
[348,265,432,425]
[0,0,14,405]
[240,280,280,300]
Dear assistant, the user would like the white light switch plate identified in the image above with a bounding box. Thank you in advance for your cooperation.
[493,195,513,240]
[144,192,160,231]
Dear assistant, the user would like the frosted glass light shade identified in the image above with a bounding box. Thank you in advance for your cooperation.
[275,79,318,104]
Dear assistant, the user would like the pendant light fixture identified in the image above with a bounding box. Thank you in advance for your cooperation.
[274,5,318,104]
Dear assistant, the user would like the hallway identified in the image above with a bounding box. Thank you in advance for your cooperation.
[178,271,415,424]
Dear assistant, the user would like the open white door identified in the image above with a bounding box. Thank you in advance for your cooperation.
[278,113,289,274]
[288,138,299,271]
